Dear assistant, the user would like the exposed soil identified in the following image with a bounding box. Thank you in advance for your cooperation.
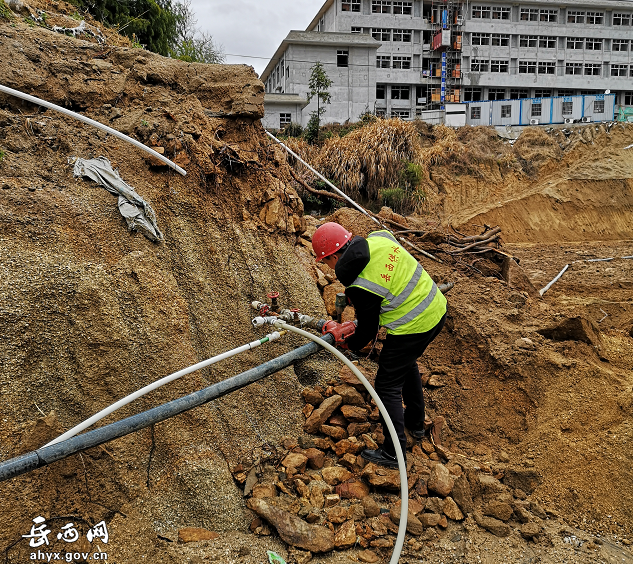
[0,5,632,564]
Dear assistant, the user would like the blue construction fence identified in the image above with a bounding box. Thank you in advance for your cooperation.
[465,93,616,126]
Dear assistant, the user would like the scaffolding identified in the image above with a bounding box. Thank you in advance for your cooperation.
[426,0,463,108]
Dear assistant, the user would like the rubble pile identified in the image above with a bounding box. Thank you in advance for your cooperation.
[231,362,558,561]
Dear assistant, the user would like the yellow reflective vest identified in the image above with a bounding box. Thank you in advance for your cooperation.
[348,230,447,335]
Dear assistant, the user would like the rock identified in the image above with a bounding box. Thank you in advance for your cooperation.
[328,413,348,427]
[514,506,532,523]
[438,516,448,528]
[537,316,603,350]
[497,451,510,463]
[334,384,365,406]
[244,468,258,497]
[304,395,343,433]
[334,519,356,549]
[357,550,380,563]
[530,501,548,519]
[304,448,325,470]
[288,548,312,564]
[302,388,324,406]
[441,497,465,521]
[323,282,346,317]
[312,437,334,451]
[248,498,335,552]
[389,501,424,536]
[420,513,441,527]
[305,511,320,524]
[316,269,329,290]
[515,337,535,350]
[357,434,376,451]
[295,479,310,499]
[339,453,357,470]
[322,466,353,486]
[474,512,511,537]
[361,463,400,490]
[283,453,308,473]
[483,501,514,522]
[421,440,435,455]
[427,464,454,497]
[371,537,394,548]
[347,422,371,437]
[147,146,168,167]
[320,424,347,441]
[252,483,277,498]
[327,505,350,523]
[339,364,374,389]
[520,522,542,540]
[425,497,443,514]
[178,528,219,543]
[309,481,331,509]
[501,257,540,298]
[361,496,381,518]
[340,405,368,422]
[503,466,543,494]
[334,438,364,456]
[336,479,370,500]
[302,404,315,419]
[478,474,506,495]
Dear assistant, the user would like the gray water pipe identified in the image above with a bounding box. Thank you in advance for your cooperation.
[0,333,335,483]
[0,83,187,176]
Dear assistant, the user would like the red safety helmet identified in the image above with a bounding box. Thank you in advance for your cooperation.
[312,222,352,262]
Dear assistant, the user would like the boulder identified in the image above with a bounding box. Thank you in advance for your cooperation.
[357,550,380,563]
[339,364,375,389]
[361,496,381,518]
[347,422,371,437]
[477,474,506,495]
[320,424,347,441]
[251,483,277,499]
[304,395,343,433]
[334,520,356,549]
[334,384,365,406]
[304,448,325,470]
[427,464,454,497]
[389,501,423,536]
[473,512,511,537]
[340,405,368,422]
[283,453,308,473]
[361,463,400,490]
[322,466,353,486]
[302,388,324,406]
[520,522,542,540]
[441,497,465,521]
[420,513,441,527]
[247,498,335,552]
[327,506,351,524]
[324,494,341,508]
[483,501,514,522]
[334,438,364,456]
[336,480,370,500]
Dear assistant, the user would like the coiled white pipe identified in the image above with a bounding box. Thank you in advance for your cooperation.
[273,321,408,564]
[44,331,285,447]
[0,83,187,176]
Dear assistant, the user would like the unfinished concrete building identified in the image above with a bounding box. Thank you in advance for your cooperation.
[261,0,633,127]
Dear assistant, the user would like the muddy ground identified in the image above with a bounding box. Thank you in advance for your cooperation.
[0,4,632,564]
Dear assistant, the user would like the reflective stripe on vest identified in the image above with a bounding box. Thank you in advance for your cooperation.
[349,230,445,333]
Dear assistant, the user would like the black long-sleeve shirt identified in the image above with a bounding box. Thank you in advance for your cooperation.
[334,236,382,351]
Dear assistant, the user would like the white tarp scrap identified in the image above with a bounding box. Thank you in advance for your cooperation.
[73,156,164,242]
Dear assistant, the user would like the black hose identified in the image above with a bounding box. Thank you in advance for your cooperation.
[0,333,335,483]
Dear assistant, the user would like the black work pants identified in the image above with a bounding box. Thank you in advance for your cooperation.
[374,313,446,457]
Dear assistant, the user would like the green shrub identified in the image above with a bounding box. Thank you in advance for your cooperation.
[282,122,303,138]
[400,161,424,190]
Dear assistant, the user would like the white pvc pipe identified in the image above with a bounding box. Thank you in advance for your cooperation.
[539,264,569,296]
[0,83,187,176]
[265,130,379,224]
[274,321,407,564]
[44,331,285,447]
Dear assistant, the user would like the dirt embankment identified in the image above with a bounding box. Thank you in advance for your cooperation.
[0,8,632,564]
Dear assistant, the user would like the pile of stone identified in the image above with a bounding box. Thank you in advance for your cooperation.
[232,364,552,562]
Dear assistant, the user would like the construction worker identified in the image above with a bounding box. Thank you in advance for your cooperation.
[312,222,447,468]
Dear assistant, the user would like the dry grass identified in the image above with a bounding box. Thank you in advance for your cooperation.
[513,127,563,165]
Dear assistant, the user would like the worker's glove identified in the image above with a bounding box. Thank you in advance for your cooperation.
[322,320,356,348]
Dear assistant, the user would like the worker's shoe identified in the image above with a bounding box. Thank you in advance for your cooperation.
[360,448,399,469]
[407,427,426,440]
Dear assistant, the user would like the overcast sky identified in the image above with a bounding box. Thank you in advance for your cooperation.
[189,0,322,76]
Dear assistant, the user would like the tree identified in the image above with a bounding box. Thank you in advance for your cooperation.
[305,61,332,143]
[169,0,225,63]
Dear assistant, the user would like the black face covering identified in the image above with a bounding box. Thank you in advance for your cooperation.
[335,236,370,287]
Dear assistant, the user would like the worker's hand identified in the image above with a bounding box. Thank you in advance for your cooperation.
[322,320,356,348]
